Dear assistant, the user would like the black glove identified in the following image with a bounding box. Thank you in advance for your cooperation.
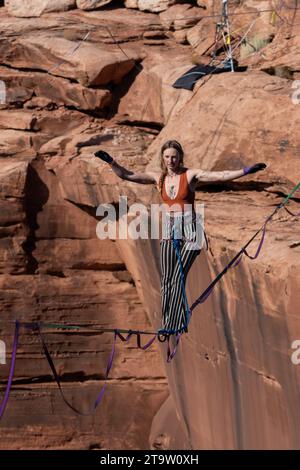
[94,150,114,164]
[243,163,267,175]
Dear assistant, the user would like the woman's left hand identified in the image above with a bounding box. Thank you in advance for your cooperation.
[243,163,267,175]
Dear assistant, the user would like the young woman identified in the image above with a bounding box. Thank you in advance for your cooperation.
[94,140,266,333]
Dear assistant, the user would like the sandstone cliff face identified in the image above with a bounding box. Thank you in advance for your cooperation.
[0,0,300,450]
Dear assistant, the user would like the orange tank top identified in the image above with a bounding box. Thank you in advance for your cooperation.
[161,169,195,211]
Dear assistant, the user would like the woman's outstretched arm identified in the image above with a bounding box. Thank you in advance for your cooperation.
[94,150,159,185]
[189,163,267,184]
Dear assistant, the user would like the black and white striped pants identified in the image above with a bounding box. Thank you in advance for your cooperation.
[160,216,201,332]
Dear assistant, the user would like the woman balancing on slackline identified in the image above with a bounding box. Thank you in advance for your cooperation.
[94,141,266,333]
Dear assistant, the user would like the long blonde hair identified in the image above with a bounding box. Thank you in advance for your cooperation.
[157,140,185,194]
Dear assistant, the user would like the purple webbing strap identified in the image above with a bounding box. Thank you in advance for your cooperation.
[190,220,269,312]
[116,331,134,342]
[232,253,243,268]
[37,324,118,416]
[166,333,182,363]
[242,221,267,260]
[0,321,20,420]
[284,206,300,217]
[37,327,157,414]
[136,333,157,350]
[94,330,118,408]
[116,331,156,350]
[233,221,267,265]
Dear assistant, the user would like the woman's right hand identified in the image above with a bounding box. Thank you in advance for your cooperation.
[94,150,114,164]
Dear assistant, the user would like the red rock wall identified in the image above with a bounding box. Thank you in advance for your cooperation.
[0,0,300,450]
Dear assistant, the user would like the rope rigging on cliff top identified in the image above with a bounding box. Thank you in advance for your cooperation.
[1,1,300,418]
